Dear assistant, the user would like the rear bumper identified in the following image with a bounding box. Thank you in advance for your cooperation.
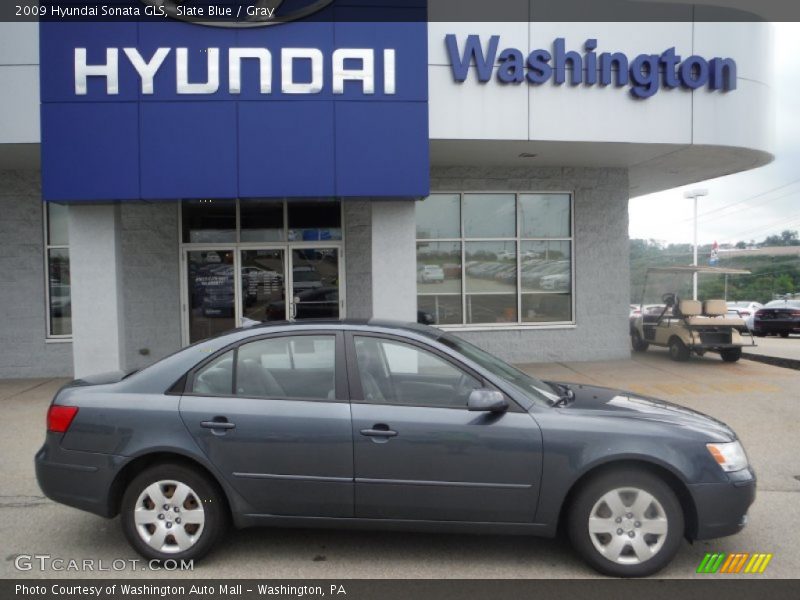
[753,321,800,333]
[35,434,122,518]
[689,469,756,540]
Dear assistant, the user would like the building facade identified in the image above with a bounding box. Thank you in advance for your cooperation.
[0,2,775,378]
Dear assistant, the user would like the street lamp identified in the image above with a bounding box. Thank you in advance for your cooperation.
[683,188,709,300]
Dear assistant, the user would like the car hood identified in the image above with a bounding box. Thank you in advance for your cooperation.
[551,382,736,440]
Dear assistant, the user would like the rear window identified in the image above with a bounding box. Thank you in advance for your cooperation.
[765,300,800,308]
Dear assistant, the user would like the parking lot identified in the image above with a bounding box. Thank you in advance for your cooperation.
[2,351,798,579]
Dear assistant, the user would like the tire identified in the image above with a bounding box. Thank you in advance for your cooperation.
[753,331,765,338]
[631,331,649,352]
[567,468,684,578]
[779,332,790,338]
[120,463,228,562]
[720,348,742,363]
[668,337,689,362]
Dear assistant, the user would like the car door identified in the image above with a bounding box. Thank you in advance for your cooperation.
[179,331,353,517]
[346,333,543,523]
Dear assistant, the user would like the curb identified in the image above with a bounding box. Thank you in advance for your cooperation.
[741,352,800,371]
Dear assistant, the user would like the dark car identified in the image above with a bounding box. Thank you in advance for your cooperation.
[36,321,755,577]
[752,299,800,337]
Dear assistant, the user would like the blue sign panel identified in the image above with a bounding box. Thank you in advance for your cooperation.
[39,2,429,201]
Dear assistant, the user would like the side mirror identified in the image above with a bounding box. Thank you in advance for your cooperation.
[468,389,508,413]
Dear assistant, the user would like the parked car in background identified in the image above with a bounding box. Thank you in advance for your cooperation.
[752,299,800,337]
[726,301,762,319]
[541,272,570,291]
[37,320,755,577]
[417,264,445,283]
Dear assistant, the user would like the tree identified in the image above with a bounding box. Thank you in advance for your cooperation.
[735,241,746,249]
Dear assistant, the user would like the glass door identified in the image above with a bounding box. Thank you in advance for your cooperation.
[289,248,341,320]
[240,249,287,323]
[186,249,236,343]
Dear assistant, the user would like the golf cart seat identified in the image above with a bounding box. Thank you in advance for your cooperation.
[681,298,744,326]
[703,299,727,316]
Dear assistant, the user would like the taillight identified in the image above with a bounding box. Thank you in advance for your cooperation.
[755,310,765,318]
[740,311,750,317]
[791,310,800,317]
[47,405,78,433]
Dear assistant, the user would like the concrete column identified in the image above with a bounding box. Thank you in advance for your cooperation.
[69,204,126,377]
[343,200,373,319]
[370,201,417,322]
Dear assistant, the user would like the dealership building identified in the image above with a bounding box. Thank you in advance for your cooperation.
[0,2,774,378]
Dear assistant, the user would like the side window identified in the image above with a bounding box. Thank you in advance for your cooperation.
[236,335,336,400]
[354,337,481,408]
[191,350,234,396]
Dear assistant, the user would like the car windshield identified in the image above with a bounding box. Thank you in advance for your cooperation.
[438,334,560,406]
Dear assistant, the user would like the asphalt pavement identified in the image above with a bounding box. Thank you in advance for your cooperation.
[1,351,798,579]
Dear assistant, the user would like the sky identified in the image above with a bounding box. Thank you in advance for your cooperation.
[628,23,800,246]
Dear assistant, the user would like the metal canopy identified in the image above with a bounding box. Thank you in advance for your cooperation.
[645,265,751,275]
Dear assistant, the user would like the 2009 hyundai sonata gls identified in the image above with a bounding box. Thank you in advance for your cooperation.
[36,320,755,577]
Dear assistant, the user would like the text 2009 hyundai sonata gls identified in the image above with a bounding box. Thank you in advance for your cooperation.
[36,320,755,577]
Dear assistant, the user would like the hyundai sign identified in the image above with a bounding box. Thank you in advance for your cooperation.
[39,1,429,201]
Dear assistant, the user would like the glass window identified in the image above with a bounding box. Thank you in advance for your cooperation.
[47,249,71,336]
[240,200,284,242]
[519,194,571,238]
[463,194,515,238]
[288,201,342,241]
[191,351,234,396]
[182,199,236,243]
[415,193,574,326]
[354,337,480,407]
[236,335,336,400]
[44,204,72,338]
[47,203,70,246]
[416,193,460,239]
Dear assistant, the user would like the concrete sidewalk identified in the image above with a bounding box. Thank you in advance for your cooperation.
[742,335,800,363]
[1,353,798,579]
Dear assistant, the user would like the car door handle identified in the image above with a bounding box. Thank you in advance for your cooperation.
[200,419,236,430]
[360,427,398,438]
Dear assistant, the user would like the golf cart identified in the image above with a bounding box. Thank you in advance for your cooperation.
[630,266,754,362]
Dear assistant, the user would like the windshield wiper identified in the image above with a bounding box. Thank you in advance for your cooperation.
[550,383,575,407]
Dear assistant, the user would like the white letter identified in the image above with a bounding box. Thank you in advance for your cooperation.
[229,48,272,94]
[281,48,323,94]
[176,48,220,94]
[332,48,374,94]
[383,48,396,94]
[123,48,170,94]
[75,48,119,95]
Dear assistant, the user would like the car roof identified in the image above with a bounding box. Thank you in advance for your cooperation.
[240,318,445,339]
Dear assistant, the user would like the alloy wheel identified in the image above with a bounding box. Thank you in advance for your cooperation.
[587,487,668,565]
[133,480,206,554]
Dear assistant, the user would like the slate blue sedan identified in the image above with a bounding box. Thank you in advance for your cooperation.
[36,320,755,577]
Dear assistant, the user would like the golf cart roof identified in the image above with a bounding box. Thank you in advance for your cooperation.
[645,265,751,275]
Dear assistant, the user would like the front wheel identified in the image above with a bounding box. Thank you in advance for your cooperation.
[720,348,742,362]
[567,469,684,577]
[668,337,689,362]
[631,331,649,352]
[120,463,228,562]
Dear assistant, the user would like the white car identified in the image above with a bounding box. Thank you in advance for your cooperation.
[540,272,570,290]
[418,264,445,283]
[726,301,762,319]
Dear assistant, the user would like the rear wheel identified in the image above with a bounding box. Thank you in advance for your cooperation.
[567,468,684,577]
[668,337,689,362]
[121,463,228,562]
[780,332,790,338]
[631,331,649,352]
[720,348,742,362]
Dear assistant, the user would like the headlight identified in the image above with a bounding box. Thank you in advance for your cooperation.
[706,441,749,472]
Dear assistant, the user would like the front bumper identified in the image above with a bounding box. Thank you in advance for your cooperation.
[35,433,123,518]
[689,468,756,540]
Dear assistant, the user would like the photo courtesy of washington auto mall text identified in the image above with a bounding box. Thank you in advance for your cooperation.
[2,0,800,599]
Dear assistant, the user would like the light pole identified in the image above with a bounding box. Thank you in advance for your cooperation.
[683,188,709,300]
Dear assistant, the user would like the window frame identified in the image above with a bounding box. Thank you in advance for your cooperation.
[183,331,347,403]
[345,332,523,412]
[43,203,72,341]
[416,191,576,331]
